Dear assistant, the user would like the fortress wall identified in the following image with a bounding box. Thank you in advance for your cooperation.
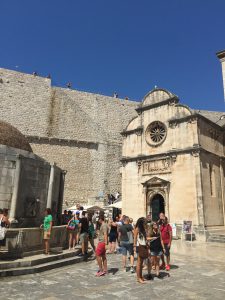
[0,68,138,205]
[0,68,52,136]
[49,87,138,142]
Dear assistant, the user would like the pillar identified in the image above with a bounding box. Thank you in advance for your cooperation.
[9,155,21,221]
[47,163,55,209]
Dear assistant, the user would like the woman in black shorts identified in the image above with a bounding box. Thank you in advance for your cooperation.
[108,219,118,253]
[149,222,165,278]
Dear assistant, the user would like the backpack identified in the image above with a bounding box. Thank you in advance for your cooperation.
[67,220,77,231]
[0,218,6,240]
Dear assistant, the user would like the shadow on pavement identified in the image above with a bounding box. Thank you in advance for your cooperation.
[170,264,179,269]
[108,267,119,275]
[152,271,170,280]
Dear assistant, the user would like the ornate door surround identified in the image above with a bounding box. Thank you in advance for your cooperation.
[142,176,170,218]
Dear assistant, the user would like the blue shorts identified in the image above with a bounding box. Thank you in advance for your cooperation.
[150,250,163,257]
[120,241,134,256]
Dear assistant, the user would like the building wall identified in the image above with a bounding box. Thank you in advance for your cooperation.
[200,152,224,226]
[123,104,198,158]
[122,90,202,225]
[0,68,138,206]
[198,119,224,156]
[198,118,225,226]
[122,153,199,225]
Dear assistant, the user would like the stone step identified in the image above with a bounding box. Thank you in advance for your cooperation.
[0,250,93,277]
[207,238,225,243]
[0,248,82,270]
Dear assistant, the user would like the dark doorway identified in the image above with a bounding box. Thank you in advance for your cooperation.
[151,194,165,221]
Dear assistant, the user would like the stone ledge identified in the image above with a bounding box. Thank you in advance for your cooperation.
[0,248,93,277]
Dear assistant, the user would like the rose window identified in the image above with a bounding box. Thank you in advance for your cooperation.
[145,121,167,146]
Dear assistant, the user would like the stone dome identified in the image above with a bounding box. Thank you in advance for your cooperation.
[0,121,32,152]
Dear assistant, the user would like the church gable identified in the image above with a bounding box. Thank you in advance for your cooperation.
[142,88,178,107]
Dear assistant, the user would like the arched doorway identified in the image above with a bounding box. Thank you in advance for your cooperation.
[151,194,165,221]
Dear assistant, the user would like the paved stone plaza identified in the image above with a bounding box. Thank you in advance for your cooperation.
[1,240,225,300]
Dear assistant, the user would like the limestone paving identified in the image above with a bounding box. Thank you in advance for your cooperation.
[1,240,225,300]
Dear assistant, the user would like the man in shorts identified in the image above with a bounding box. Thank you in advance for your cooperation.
[160,216,172,271]
[118,216,134,273]
[79,211,89,256]
[95,216,108,276]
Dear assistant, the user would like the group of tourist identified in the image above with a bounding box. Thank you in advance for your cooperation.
[1,204,173,285]
[93,212,172,283]
[56,208,173,283]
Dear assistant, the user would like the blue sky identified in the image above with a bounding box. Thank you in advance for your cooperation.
[1,0,225,111]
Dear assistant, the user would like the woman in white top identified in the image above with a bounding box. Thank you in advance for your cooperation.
[133,217,150,284]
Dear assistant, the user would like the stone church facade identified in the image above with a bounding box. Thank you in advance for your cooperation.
[122,87,225,235]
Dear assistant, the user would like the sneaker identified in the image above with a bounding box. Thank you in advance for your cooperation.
[166,264,170,271]
[159,264,165,270]
[130,267,135,273]
[78,253,84,257]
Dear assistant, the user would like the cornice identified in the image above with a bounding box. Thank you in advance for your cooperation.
[135,96,179,114]
[121,146,225,165]
[121,126,143,137]
[26,135,98,149]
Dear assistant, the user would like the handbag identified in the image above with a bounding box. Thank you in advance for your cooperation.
[0,218,6,241]
[138,245,149,259]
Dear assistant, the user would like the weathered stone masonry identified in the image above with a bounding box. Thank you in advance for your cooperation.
[0,68,138,207]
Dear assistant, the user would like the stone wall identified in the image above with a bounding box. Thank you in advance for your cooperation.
[0,68,51,136]
[0,68,139,207]
[200,152,224,226]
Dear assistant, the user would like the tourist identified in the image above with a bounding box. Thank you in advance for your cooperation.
[114,191,120,201]
[67,214,79,250]
[40,208,53,255]
[76,211,80,244]
[149,222,165,278]
[128,218,135,273]
[160,217,172,271]
[79,211,89,256]
[62,210,69,225]
[88,214,96,252]
[95,216,108,277]
[118,216,134,272]
[0,208,10,250]
[68,210,73,220]
[134,217,149,284]
[157,212,165,226]
[108,218,118,254]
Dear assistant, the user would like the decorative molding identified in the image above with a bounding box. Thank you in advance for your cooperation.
[135,96,179,114]
[188,116,198,124]
[121,126,143,137]
[142,158,171,175]
[168,120,177,129]
[137,160,142,172]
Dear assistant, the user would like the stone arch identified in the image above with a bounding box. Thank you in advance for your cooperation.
[147,191,166,221]
[142,176,170,219]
